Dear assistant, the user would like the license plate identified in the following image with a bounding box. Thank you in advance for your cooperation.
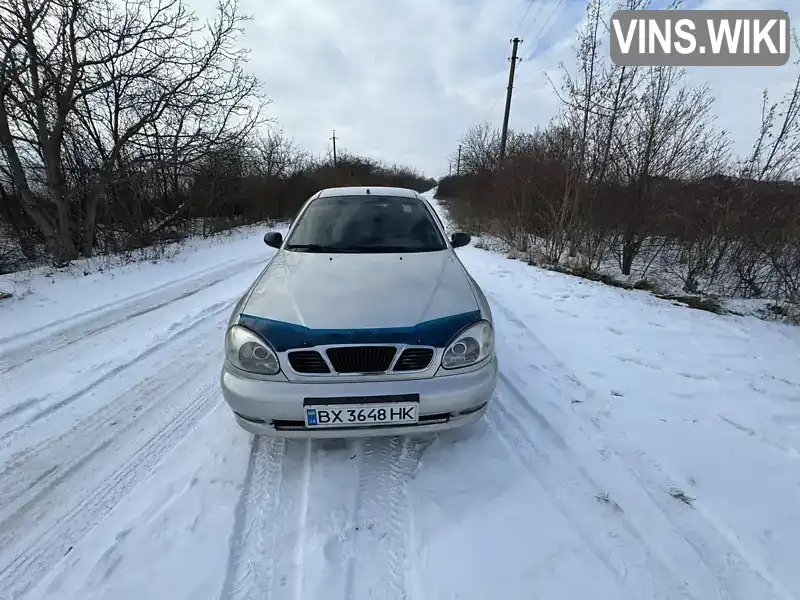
[304,402,419,428]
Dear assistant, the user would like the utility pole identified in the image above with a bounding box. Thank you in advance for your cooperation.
[456,144,462,175]
[330,130,338,166]
[500,37,522,161]
[449,160,452,175]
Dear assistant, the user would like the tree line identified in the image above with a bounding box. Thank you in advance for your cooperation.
[438,0,800,313]
[0,0,435,273]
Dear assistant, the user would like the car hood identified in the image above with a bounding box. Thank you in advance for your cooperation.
[242,249,479,330]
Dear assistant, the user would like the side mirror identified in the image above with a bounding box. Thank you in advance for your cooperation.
[264,231,283,249]
[450,232,471,248]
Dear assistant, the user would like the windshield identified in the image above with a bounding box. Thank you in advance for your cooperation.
[284,194,447,253]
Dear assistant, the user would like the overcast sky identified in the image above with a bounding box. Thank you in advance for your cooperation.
[199,0,799,177]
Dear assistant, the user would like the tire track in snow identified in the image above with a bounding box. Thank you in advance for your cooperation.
[0,299,231,442]
[488,382,693,600]
[488,295,795,600]
[0,253,265,354]
[0,379,220,600]
[0,253,264,378]
[220,437,311,600]
[0,323,223,537]
[341,436,427,600]
[220,435,427,600]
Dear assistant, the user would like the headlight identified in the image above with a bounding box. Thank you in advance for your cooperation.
[441,320,494,369]
[225,325,281,375]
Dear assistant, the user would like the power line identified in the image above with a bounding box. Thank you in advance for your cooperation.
[508,0,567,92]
[480,94,504,125]
[467,0,564,165]
[476,0,548,128]
[522,0,566,62]
[478,1,538,126]
[513,0,536,34]
[518,0,547,40]
[479,0,549,125]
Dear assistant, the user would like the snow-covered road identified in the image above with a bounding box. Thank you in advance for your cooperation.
[1,195,799,600]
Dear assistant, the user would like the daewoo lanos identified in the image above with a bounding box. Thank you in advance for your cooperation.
[219,186,498,438]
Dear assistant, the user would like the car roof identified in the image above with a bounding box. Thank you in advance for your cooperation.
[315,186,419,199]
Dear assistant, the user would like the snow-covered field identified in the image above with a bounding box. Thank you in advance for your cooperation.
[1,191,799,600]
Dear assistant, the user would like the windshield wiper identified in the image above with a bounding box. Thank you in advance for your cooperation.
[284,243,345,252]
[285,244,388,253]
[285,244,441,253]
[336,245,438,253]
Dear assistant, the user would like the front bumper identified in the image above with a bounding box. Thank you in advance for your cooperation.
[219,356,498,438]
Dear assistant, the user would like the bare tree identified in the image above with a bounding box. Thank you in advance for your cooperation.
[554,0,607,257]
[0,0,265,261]
[742,37,800,182]
[435,4,798,319]
[609,64,728,275]
[548,0,658,262]
[454,122,502,176]
[731,38,800,309]
[250,128,305,179]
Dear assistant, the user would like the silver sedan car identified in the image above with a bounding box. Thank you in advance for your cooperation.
[219,185,498,438]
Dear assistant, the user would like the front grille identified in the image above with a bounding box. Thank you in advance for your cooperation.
[393,348,434,371]
[287,350,330,373]
[326,346,397,373]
